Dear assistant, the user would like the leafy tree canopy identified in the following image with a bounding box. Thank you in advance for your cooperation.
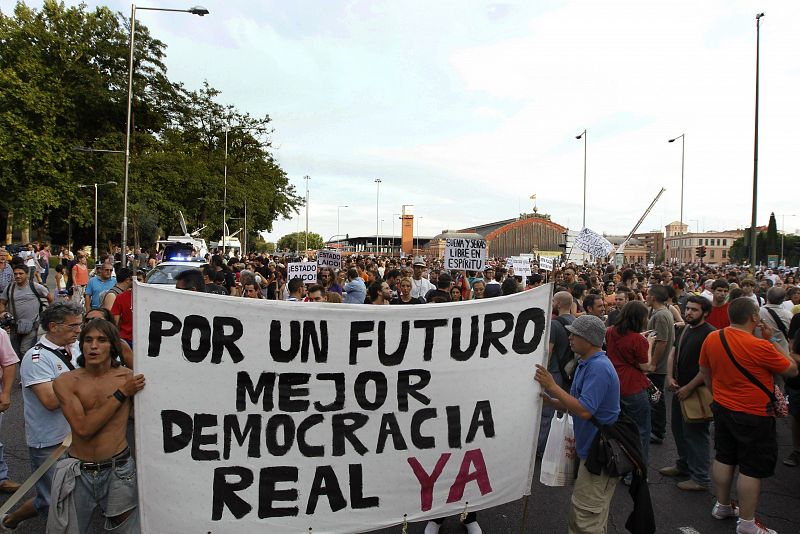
[276,231,325,252]
[0,1,301,250]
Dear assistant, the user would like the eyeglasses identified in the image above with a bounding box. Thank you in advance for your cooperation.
[60,322,83,331]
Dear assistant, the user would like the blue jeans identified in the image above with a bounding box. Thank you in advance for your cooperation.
[538,371,564,455]
[29,444,65,517]
[72,456,139,533]
[670,394,711,486]
[0,413,8,483]
[620,389,651,466]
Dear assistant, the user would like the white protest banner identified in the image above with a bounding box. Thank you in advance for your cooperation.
[539,257,554,272]
[133,283,552,534]
[287,262,318,284]
[443,238,487,272]
[574,228,614,258]
[510,256,532,277]
[317,250,342,270]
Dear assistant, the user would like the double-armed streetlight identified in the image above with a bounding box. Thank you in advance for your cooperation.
[575,129,587,228]
[374,179,382,254]
[78,181,118,262]
[122,4,209,258]
[72,146,124,261]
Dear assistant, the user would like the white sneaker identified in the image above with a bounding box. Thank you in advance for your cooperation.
[712,500,739,519]
[736,518,777,534]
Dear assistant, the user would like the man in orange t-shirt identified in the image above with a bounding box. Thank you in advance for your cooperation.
[699,297,797,534]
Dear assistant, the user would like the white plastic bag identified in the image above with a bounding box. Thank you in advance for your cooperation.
[539,412,576,486]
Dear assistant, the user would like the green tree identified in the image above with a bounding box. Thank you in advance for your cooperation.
[0,1,301,252]
[277,232,324,252]
[766,212,778,256]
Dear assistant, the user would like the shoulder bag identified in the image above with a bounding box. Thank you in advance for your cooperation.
[586,413,643,478]
[675,326,714,422]
[718,329,788,418]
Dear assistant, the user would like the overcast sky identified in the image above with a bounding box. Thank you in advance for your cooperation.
[55,0,800,241]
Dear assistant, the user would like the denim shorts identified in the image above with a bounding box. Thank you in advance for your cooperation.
[29,444,66,517]
[72,456,140,533]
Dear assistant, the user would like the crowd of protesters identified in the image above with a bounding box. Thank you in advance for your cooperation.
[2,240,800,533]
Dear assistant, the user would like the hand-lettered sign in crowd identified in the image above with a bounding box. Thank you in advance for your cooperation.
[510,256,532,277]
[287,262,318,284]
[538,257,555,272]
[443,238,487,272]
[574,228,614,258]
[317,250,342,270]
[134,283,551,533]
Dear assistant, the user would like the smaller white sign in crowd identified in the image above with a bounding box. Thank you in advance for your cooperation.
[443,238,487,272]
[316,249,342,269]
[287,262,318,283]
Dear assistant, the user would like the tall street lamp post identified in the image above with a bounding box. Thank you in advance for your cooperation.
[575,129,587,228]
[304,176,310,253]
[749,12,765,272]
[78,181,118,262]
[122,4,209,259]
[374,178,382,254]
[72,146,124,262]
[392,213,400,255]
[669,133,685,264]
[416,216,423,253]
[222,125,265,252]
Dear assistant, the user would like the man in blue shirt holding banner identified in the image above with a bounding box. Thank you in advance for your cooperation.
[535,314,621,534]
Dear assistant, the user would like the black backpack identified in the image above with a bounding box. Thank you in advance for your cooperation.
[554,315,579,387]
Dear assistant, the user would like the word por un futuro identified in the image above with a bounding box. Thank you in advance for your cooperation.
[147,307,545,520]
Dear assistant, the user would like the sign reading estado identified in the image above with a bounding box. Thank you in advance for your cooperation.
[443,238,487,271]
[134,284,550,533]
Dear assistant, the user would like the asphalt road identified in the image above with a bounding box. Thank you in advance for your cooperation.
[1,273,798,532]
[3,375,799,533]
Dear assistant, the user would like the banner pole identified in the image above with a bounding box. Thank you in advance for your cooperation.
[518,494,530,534]
[0,434,71,517]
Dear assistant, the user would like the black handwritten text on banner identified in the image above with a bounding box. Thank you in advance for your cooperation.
[317,250,341,270]
[134,284,550,533]
[443,238,487,272]
[287,262,318,284]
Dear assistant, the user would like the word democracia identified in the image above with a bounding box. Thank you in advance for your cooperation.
[145,307,545,521]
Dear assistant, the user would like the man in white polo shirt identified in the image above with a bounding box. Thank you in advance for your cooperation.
[1,301,83,530]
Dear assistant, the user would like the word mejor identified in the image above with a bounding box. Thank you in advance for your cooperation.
[146,307,545,521]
